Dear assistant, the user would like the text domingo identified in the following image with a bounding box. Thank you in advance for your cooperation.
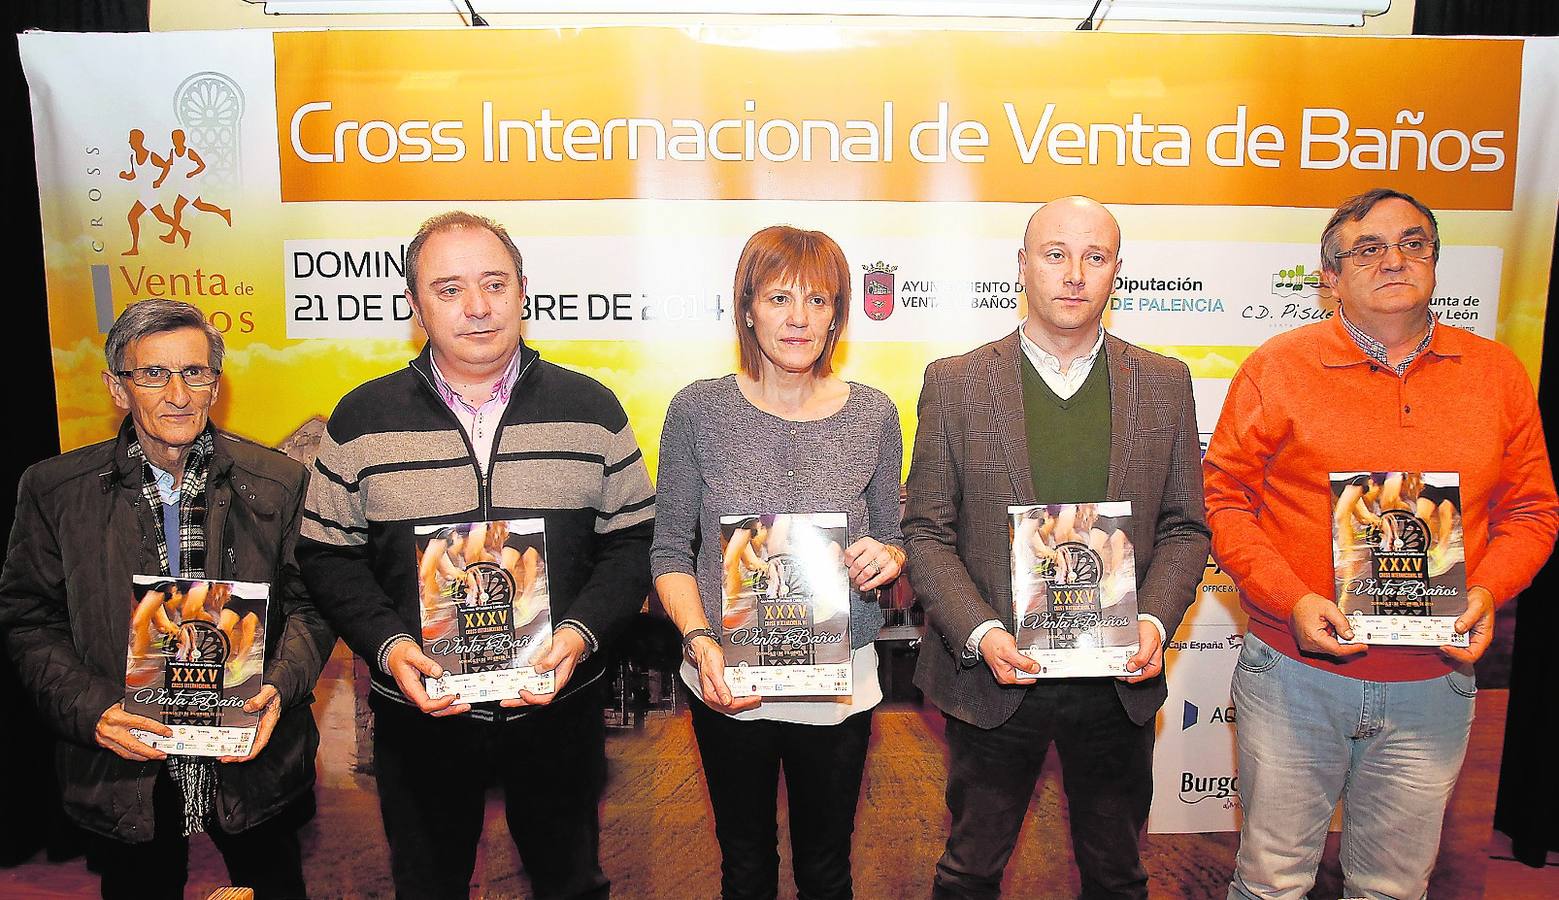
[290,246,412,325]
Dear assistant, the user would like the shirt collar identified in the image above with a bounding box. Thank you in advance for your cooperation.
[1017,321,1105,375]
[126,429,214,503]
[146,464,179,505]
[1337,306,1438,374]
[429,348,524,414]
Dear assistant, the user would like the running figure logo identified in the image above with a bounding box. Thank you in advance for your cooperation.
[118,71,244,256]
[119,128,232,256]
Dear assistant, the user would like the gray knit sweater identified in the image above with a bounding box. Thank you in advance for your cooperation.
[650,375,903,649]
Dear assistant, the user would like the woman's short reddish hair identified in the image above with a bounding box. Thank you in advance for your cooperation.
[733,225,852,379]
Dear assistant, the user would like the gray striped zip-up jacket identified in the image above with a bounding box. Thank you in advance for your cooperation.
[298,342,654,719]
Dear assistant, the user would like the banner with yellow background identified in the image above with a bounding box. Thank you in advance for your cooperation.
[23,26,1559,833]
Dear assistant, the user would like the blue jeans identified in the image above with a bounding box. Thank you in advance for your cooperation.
[1228,631,1475,900]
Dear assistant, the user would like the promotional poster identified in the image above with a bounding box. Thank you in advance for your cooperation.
[125,576,268,757]
[720,513,851,697]
[1331,471,1468,647]
[416,518,554,702]
[1010,502,1140,677]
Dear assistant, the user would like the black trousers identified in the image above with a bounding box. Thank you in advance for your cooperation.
[84,766,308,900]
[371,686,610,900]
[689,694,874,900]
[933,679,1155,900]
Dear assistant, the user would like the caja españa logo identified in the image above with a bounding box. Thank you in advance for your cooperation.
[861,261,897,321]
[117,72,243,256]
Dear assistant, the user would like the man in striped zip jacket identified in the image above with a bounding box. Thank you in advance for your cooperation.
[299,211,654,900]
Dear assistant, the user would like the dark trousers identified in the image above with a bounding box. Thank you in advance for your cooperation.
[933,680,1155,900]
[689,694,874,900]
[84,766,308,900]
[371,687,610,900]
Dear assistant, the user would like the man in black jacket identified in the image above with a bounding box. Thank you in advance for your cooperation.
[299,211,654,899]
[0,299,334,899]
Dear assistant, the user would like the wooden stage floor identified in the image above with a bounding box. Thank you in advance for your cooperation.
[3,653,1554,898]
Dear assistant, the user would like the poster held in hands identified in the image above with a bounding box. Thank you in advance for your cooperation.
[416,518,555,703]
[720,513,852,697]
[1331,471,1468,647]
[1009,502,1140,678]
[125,576,269,757]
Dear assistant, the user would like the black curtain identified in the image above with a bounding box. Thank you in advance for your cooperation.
[1495,223,1559,864]
[1415,1,1559,35]
[1415,0,1559,869]
[1,0,147,868]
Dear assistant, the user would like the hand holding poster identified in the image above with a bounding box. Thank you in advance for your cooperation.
[1331,472,1469,647]
[720,513,851,697]
[1010,502,1140,678]
[125,576,268,757]
[416,519,555,702]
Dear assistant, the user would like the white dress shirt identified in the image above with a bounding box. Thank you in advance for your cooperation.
[1018,321,1105,401]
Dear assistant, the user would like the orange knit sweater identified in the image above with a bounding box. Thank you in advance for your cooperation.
[1203,314,1558,681]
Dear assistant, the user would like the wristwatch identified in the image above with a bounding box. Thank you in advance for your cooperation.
[681,627,718,664]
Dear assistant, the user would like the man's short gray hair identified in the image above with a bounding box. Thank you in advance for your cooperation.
[1320,188,1440,276]
[104,300,225,373]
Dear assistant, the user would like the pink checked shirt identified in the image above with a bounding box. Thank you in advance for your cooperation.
[428,348,524,475]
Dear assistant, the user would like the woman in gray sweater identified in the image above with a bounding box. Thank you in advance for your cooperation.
[650,225,905,900]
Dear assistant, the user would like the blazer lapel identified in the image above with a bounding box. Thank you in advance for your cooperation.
[1104,334,1137,503]
[987,331,1036,505]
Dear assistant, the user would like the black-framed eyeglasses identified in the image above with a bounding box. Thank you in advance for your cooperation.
[1333,237,1439,267]
[115,365,220,388]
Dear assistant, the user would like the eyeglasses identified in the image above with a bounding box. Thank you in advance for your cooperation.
[115,365,220,388]
[1333,238,1438,267]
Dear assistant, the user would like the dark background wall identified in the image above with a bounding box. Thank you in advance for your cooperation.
[1,0,147,866]
[1415,0,1559,870]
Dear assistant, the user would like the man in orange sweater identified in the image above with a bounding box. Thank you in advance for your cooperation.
[1204,187,1558,900]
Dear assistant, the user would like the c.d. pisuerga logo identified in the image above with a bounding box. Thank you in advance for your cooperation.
[861,261,897,321]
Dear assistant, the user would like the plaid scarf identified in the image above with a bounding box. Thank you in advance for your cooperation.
[128,430,217,837]
[129,431,213,580]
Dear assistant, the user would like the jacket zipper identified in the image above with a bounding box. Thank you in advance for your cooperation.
[409,351,567,715]
[410,351,538,520]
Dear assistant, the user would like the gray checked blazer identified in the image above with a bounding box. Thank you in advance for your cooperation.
[904,329,1210,729]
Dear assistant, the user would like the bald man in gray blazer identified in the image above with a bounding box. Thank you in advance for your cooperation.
[905,197,1209,899]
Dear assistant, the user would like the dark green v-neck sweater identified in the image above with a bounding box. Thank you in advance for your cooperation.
[1020,352,1112,503]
